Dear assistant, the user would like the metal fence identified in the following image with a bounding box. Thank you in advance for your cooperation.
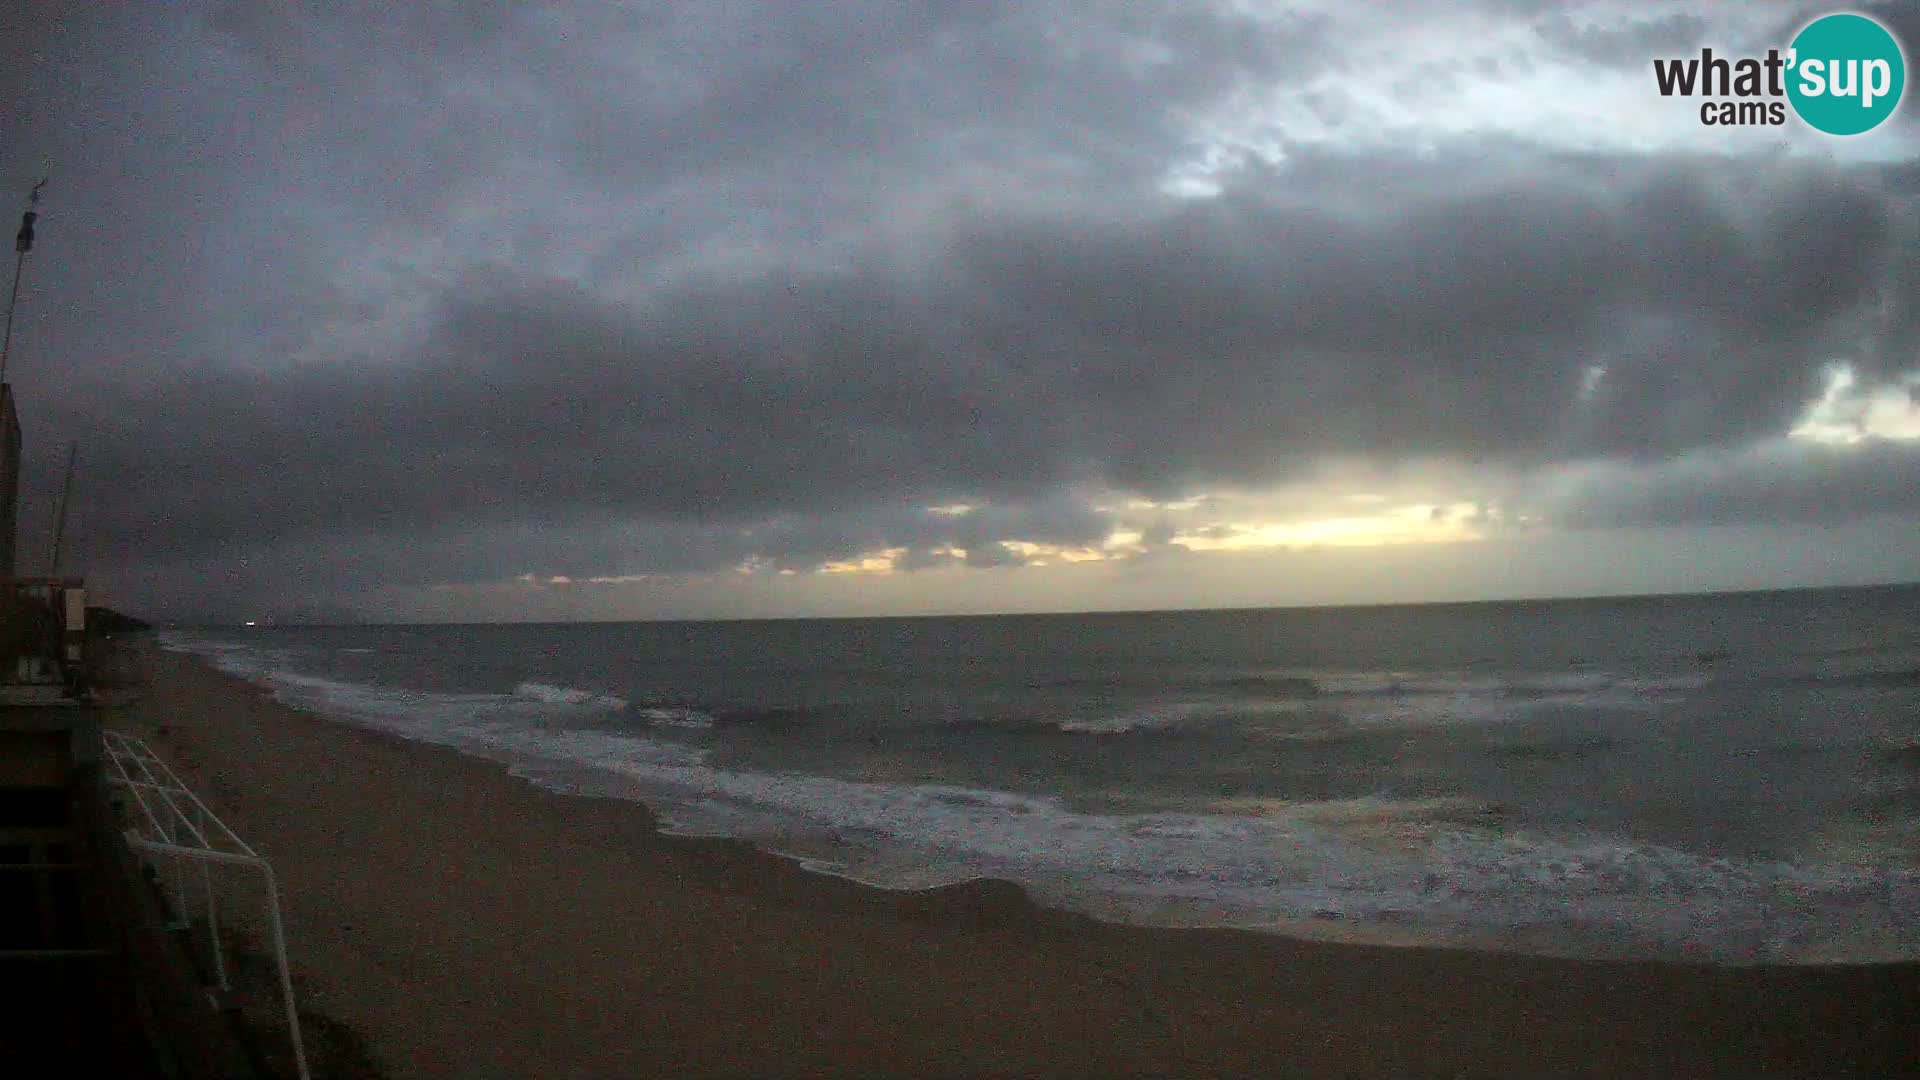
[101,730,310,1080]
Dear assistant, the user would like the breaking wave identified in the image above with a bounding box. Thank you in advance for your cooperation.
[513,681,630,711]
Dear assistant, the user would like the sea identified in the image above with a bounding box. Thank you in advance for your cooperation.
[158,584,1920,965]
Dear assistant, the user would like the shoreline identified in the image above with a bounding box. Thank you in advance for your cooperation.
[115,641,1920,1078]
[178,640,1915,969]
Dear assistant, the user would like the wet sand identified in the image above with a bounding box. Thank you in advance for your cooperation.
[111,643,1920,1078]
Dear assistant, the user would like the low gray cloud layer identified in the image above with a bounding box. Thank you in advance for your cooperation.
[1543,437,1920,528]
[2,1,1916,619]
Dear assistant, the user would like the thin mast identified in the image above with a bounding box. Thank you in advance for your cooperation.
[0,178,47,385]
[49,441,75,576]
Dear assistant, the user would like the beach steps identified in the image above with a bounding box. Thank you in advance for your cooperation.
[0,703,261,1076]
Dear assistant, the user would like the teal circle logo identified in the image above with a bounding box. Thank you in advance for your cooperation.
[1787,13,1906,135]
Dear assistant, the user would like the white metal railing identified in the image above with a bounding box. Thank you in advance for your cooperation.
[101,730,310,1080]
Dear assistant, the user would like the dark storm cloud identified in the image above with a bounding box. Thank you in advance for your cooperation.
[53,150,1910,561]
[3,2,1917,617]
[77,493,1116,621]
[1862,1,1920,52]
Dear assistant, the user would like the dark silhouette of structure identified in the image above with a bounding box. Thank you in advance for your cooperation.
[0,384,17,578]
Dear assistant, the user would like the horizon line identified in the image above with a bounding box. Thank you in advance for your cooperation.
[159,577,1920,630]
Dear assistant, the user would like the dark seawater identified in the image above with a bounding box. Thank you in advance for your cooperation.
[162,585,1920,963]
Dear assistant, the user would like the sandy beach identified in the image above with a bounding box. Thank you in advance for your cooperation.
[106,642,1919,1079]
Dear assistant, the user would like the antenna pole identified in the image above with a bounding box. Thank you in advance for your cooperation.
[0,245,24,385]
[49,441,75,576]
[3,178,48,385]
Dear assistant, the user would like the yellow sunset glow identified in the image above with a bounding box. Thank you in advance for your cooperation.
[820,547,910,574]
[1172,503,1483,551]
[1000,540,1110,563]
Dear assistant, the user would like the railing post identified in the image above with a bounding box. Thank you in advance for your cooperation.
[169,807,189,929]
[259,862,310,1080]
[198,802,227,990]
[105,732,311,1080]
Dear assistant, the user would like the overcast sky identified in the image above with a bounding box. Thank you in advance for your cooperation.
[2,1,1918,623]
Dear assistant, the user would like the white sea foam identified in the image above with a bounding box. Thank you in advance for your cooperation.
[1055,709,1187,735]
[636,706,716,729]
[1035,670,1706,737]
[1317,669,1706,729]
[175,643,682,762]
[513,681,630,711]
[588,759,1917,963]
